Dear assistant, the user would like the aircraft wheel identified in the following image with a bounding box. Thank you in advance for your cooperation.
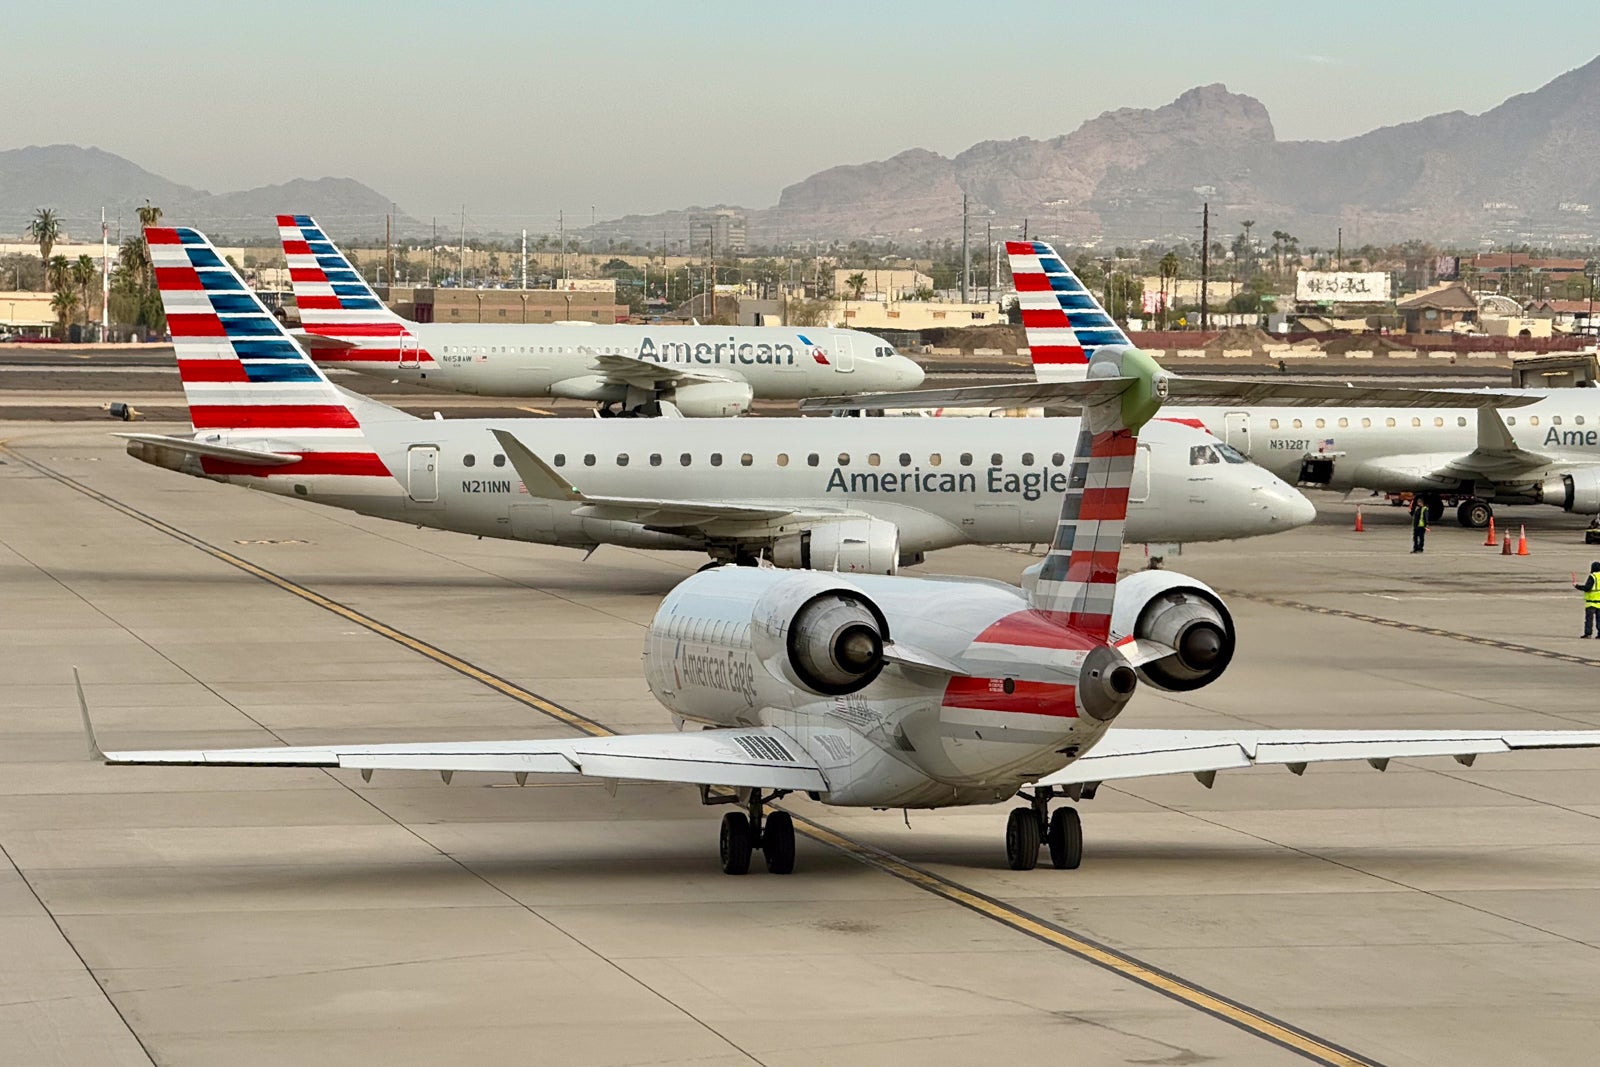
[1457,499,1492,529]
[719,812,753,875]
[1424,494,1445,525]
[1047,807,1083,870]
[762,810,796,875]
[1005,807,1040,871]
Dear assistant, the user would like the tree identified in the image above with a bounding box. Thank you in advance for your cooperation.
[50,287,79,331]
[72,254,98,327]
[26,208,61,289]
[785,297,832,328]
[136,201,162,229]
[1271,230,1288,277]
[845,272,867,300]
[1158,251,1180,329]
[47,255,71,294]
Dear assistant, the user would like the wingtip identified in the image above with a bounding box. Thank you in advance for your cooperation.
[71,667,106,762]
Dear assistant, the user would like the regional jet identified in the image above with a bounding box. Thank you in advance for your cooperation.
[123,225,1318,573]
[276,215,924,416]
[82,347,1600,873]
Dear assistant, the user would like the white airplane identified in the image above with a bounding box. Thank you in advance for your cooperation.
[1002,238,1596,529]
[79,347,1600,874]
[276,214,925,416]
[122,225,1319,574]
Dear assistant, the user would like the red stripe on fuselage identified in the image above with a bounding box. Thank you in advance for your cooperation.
[942,675,1078,718]
[200,451,390,478]
[305,322,410,337]
[308,347,435,364]
[188,404,358,430]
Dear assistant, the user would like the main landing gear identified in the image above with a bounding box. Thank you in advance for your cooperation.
[1456,498,1493,529]
[1005,786,1085,870]
[704,787,796,875]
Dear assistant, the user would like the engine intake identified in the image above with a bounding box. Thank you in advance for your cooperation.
[786,591,886,695]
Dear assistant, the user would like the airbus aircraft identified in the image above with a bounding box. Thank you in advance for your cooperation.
[80,347,1600,873]
[1004,239,1595,529]
[122,226,1317,574]
[275,215,924,416]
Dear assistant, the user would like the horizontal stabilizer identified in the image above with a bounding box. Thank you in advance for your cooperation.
[882,641,970,677]
[113,433,301,466]
[292,331,359,351]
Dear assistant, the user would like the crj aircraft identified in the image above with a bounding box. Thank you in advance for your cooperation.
[1001,239,1596,530]
[276,215,923,416]
[122,226,1323,574]
[79,347,1600,874]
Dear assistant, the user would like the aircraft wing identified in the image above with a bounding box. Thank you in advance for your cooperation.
[1437,405,1555,480]
[588,351,739,389]
[490,428,844,529]
[1036,727,1600,788]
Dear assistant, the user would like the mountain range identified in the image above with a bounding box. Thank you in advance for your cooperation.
[0,145,412,242]
[601,56,1600,248]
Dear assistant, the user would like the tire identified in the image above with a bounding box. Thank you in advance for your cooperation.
[1047,807,1083,870]
[719,812,752,875]
[763,810,796,875]
[1457,500,1492,529]
[1005,807,1040,871]
[1424,495,1445,525]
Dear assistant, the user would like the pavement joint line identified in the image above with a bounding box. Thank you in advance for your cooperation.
[5,442,1383,1067]
[1222,589,1600,667]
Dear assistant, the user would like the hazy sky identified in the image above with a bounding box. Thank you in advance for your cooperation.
[11,1,1598,229]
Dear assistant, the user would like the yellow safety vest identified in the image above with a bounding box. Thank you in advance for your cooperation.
[1585,575,1600,606]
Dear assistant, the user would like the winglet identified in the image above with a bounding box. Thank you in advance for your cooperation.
[72,667,105,762]
[490,429,586,503]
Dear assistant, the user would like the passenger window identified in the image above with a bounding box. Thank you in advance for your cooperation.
[463,454,476,467]
[680,453,692,466]
[1385,417,1396,428]
[1269,418,1280,430]
[837,453,850,466]
[710,453,723,466]
[650,453,661,467]
[1314,418,1325,429]
[1530,416,1540,427]
[867,453,881,466]
[1292,418,1303,429]
[1022,452,1035,466]
[929,453,942,466]
[777,453,789,467]
[1577,416,1586,426]
[1433,417,1444,428]
[740,453,753,466]
[1051,452,1064,466]
[1362,418,1371,428]
[960,453,973,466]
[991,452,1003,466]
[1507,417,1516,426]
[553,454,566,467]
[493,454,506,467]
[807,453,819,467]
[1337,418,1348,428]
[616,454,628,466]
[1411,418,1421,427]
[1457,417,1467,427]
[899,453,911,467]
[584,454,596,466]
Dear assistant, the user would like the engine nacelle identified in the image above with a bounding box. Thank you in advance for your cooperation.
[747,574,889,696]
[1538,469,1600,514]
[1110,569,1235,692]
[548,374,625,402]
[770,519,899,575]
[670,379,754,418]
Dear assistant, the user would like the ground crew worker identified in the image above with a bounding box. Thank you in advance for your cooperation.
[1577,562,1600,638]
[1410,497,1428,553]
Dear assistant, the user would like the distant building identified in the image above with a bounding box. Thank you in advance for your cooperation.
[1396,282,1477,334]
[393,287,626,324]
[688,211,747,255]
[832,268,933,301]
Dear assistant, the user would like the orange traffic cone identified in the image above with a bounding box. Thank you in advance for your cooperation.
[1483,516,1496,547]
[1502,532,1513,555]
[1353,506,1364,533]
[1517,525,1530,556]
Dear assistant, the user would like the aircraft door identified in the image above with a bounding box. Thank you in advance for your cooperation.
[831,333,855,372]
[1222,411,1251,454]
[1131,444,1152,503]
[399,334,421,369]
[407,445,439,502]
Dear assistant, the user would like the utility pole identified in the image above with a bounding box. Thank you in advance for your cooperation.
[385,212,393,291]
[520,229,527,290]
[100,207,109,339]
[1336,227,1343,271]
[458,206,467,287]
[960,193,970,303]
[558,210,565,281]
[1200,202,1211,332]
[985,218,993,303]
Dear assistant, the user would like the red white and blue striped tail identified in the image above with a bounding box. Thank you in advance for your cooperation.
[1006,240,1133,383]
[276,214,425,367]
[148,226,364,437]
[1026,348,1157,641]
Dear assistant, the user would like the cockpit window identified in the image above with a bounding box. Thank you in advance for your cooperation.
[1189,444,1223,465]
[1215,443,1249,464]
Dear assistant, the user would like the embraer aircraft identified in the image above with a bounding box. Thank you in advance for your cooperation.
[276,214,924,416]
[1005,239,1591,529]
[80,348,1600,874]
[123,226,1316,573]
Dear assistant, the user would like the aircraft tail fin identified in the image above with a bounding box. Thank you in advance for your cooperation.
[276,214,426,369]
[1006,240,1134,383]
[1026,347,1167,640]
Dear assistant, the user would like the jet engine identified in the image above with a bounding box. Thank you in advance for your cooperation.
[770,518,899,575]
[1110,569,1235,692]
[748,573,889,696]
[1537,469,1600,514]
[669,380,754,418]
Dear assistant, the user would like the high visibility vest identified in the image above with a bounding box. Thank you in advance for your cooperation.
[1586,575,1600,606]
[1414,508,1428,528]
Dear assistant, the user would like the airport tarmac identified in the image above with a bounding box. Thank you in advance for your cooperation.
[4,420,1600,1067]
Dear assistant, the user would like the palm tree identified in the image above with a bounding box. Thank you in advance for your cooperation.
[845,272,867,300]
[72,255,99,327]
[1270,230,1289,277]
[116,235,151,290]
[50,287,79,332]
[136,200,162,229]
[1158,251,1180,329]
[26,208,61,289]
[47,255,71,294]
